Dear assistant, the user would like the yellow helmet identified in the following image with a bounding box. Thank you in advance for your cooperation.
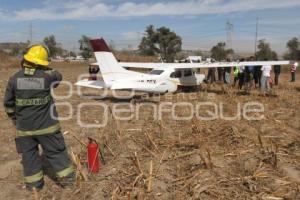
[24,45,50,66]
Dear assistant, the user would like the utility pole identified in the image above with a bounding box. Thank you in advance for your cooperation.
[254,17,259,58]
[226,21,234,49]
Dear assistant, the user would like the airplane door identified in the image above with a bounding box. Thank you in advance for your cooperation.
[179,69,198,86]
[169,70,182,84]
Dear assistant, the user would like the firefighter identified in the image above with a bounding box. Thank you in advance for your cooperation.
[3,45,75,190]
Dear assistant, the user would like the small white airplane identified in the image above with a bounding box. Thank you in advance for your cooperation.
[75,38,290,94]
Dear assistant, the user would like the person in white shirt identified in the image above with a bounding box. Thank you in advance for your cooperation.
[290,61,298,82]
[261,62,272,93]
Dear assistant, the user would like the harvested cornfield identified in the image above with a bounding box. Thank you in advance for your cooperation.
[0,61,299,200]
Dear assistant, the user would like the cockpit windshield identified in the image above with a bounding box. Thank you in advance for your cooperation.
[149,70,164,75]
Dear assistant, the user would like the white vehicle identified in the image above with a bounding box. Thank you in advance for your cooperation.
[65,56,75,61]
[75,55,84,60]
[187,56,202,63]
[75,38,290,94]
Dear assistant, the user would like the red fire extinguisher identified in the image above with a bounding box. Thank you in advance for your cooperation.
[87,137,100,173]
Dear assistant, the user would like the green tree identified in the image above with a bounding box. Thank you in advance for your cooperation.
[139,25,158,56]
[210,42,233,61]
[78,35,92,60]
[138,25,182,62]
[157,27,182,62]
[43,35,58,57]
[255,39,277,61]
[69,51,77,57]
[176,51,188,61]
[194,50,203,57]
[284,37,300,60]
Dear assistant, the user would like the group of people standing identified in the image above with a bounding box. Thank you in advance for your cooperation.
[205,57,298,94]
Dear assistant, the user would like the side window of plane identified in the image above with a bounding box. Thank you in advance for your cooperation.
[170,70,182,78]
[184,69,192,77]
[170,72,176,78]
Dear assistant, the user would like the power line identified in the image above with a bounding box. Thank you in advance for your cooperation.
[29,22,33,44]
[254,17,258,57]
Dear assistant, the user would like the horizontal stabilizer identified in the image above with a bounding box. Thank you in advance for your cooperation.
[75,79,106,89]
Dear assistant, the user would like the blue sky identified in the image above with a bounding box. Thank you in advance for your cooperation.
[0,0,300,54]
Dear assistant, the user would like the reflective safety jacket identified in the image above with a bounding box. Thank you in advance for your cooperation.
[4,66,62,137]
[233,66,239,77]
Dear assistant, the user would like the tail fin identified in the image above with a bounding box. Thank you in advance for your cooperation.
[89,38,133,84]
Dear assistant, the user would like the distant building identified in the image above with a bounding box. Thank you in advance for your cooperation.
[187,56,202,63]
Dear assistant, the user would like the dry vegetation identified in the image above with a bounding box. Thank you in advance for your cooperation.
[0,50,20,69]
[0,58,299,200]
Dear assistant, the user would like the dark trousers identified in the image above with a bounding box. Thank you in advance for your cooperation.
[254,71,261,87]
[217,68,224,81]
[15,132,74,189]
[233,76,238,86]
[291,72,296,82]
[274,73,280,85]
[207,69,216,83]
[238,73,244,89]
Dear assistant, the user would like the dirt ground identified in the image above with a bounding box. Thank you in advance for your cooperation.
[0,61,299,200]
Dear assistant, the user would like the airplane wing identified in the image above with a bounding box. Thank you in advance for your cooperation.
[173,61,291,69]
[119,62,166,69]
[119,61,291,69]
[75,79,106,89]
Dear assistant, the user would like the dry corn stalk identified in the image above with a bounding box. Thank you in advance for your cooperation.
[67,131,87,147]
[133,152,144,175]
[253,172,269,178]
[70,148,88,181]
[158,120,165,132]
[104,139,116,157]
[145,132,158,150]
[32,187,39,200]
[207,149,212,168]
[258,133,264,153]
[147,160,153,192]
[111,186,120,200]
[180,170,202,190]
